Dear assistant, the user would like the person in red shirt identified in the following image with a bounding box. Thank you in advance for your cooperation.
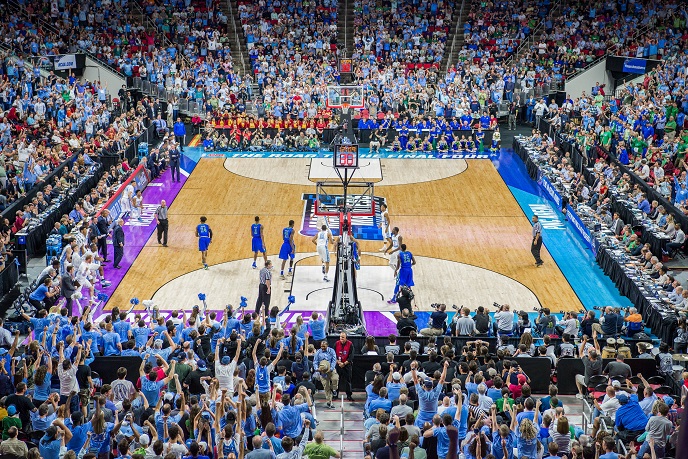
[335,332,354,401]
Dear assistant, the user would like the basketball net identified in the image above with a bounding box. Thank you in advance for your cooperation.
[341,102,350,115]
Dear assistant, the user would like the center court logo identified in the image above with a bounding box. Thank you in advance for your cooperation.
[300,193,385,240]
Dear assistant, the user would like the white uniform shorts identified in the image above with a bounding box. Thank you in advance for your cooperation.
[317,245,330,263]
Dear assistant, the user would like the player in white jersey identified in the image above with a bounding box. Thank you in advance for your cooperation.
[76,253,97,302]
[312,224,333,281]
[385,227,402,271]
[84,242,111,287]
[120,182,135,217]
[379,202,391,251]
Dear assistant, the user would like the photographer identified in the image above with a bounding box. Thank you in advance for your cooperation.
[535,308,556,335]
[592,306,623,338]
[419,304,448,337]
[493,304,515,336]
[555,311,579,337]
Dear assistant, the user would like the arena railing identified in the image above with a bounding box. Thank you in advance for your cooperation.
[445,0,467,71]
[581,399,594,435]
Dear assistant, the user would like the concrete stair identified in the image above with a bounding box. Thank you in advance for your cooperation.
[442,0,469,72]
[225,0,252,78]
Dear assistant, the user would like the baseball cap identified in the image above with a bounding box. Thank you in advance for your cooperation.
[197,360,207,371]
[611,380,621,388]
[139,434,150,446]
[221,356,231,365]
[163,393,175,402]
[517,374,527,384]
[663,396,675,406]
[616,394,629,405]
[392,372,401,381]
[6,405,16,416]
[199,441,208,451]
[423,379,433,388]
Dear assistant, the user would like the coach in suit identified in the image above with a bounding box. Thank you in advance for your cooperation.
[60,265,79,315]
[113,218,125,269]
[97,209,111,261]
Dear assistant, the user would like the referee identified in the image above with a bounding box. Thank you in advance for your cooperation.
[531,215,543,267]
[155,200,169,247]
[255,260,272,316]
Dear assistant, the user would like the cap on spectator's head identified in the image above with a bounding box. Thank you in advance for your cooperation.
[663,396,675,406]
[487,368,498,377]
[221,356,231,365]
[517,374,527,384]
[6,405,16,416]
[197,360,207,371]
[139,434,150,446]
[423,379,433,388]
[611,380,621,388]
[392,372,402,381]
[199,441,208,451]
[153,339,163,348]
[616,394,629,405]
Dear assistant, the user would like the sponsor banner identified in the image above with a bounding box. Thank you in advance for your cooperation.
[54,54,77,70]
[566,204,596,255]
[97,164,150,220]
[539,175,562,208]
[201,151,492,160]
[300,193,384,240]
[623,58,647,74]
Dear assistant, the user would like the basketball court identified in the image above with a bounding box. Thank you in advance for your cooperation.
[96,87,584,335]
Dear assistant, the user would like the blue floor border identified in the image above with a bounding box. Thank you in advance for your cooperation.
[493,148,631,311]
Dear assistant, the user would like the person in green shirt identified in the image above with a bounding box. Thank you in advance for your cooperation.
[600,126,612,149]
[1,406,21,440]
[666,116,677,142]
[303,429,340,459]
[495,387,514,413]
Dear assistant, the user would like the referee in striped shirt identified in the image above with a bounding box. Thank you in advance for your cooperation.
[255,260,272,315]
[531,215,543,267]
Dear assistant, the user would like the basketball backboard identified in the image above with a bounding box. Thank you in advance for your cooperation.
[314,181,375,217]
[326,86,365,109]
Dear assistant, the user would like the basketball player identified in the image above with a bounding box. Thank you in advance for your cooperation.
[312,224,333,282]
[378,202,391,252]
[279,220,296,279]
[196,216,213,270]
[394,244,416,292]
[385,226,402,270]
[251,216,267,269]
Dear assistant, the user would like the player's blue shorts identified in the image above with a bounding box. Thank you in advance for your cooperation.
[199,237,211,252]
[252,237,265,253]
[279,241,294,260]
[398,267,414,287]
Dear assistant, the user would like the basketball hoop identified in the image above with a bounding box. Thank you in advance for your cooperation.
[341,102,350,115]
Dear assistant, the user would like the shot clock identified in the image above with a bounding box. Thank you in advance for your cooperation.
[334,144,359,169]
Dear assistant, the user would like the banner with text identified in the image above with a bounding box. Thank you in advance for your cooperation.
[539,175,563,209]
[566,204,596,255]
[54,54,77,70]
[622,58,647,74]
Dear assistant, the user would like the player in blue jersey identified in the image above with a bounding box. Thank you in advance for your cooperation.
[196,216,213,269]
[251,215,267,269]
[393,243,415,302]
[278,220,296,279]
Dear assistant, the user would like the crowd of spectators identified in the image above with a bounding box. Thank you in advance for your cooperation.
[513,0,688,87]
[351,0,453,65]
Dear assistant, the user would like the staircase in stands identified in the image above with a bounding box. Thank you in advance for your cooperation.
[442,0,469,73]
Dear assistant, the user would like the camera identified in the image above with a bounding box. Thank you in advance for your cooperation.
[533,306,542,313]
[493,302,502,309]
[451,304,461,311]
[430,303,440,310]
